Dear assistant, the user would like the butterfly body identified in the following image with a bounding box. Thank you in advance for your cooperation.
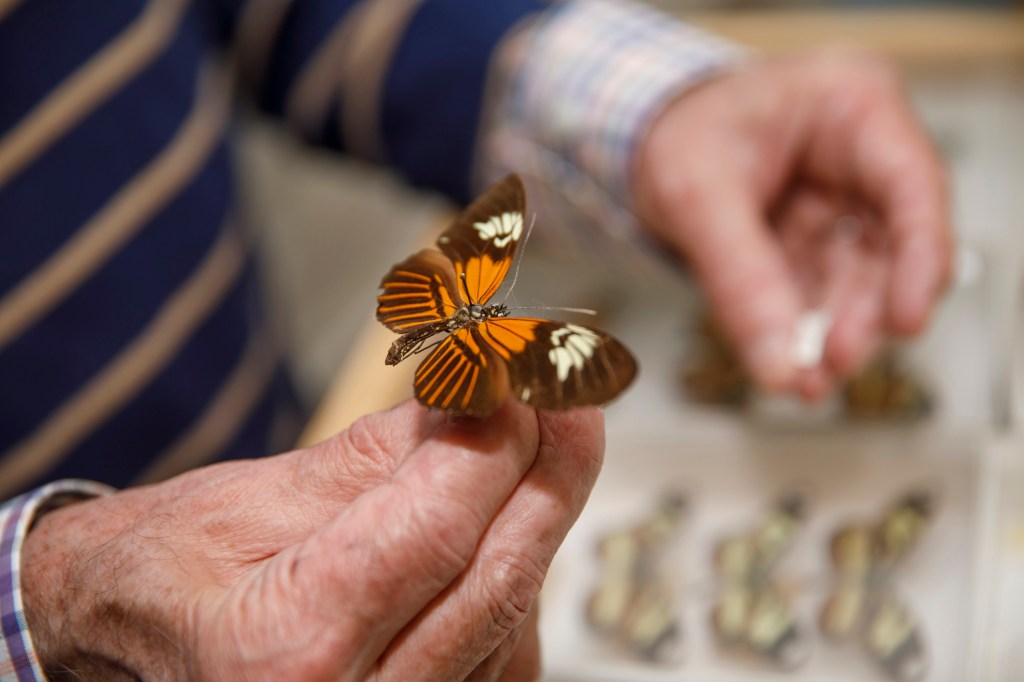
[377,175,636,416]
[385,302,511,366]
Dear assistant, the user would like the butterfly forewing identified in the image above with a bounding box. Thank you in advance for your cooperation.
[377,249,463,332]
[478,318,637,410]
[436,174,526,305]
[413,327,510,415]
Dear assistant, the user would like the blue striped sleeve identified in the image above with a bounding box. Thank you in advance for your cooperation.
[378,0,546,202]
[216,0,547,203]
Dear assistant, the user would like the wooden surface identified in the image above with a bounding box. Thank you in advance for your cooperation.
[678,8,1024,66]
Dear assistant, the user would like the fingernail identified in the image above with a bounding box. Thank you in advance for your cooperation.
[746,329,795,393]
[798,368,833,404]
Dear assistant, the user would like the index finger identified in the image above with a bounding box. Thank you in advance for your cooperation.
[817,68,954,335]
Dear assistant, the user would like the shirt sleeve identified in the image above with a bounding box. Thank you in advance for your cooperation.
[212,0,549,203]
[1,481,114,682]
[475,0,746,262]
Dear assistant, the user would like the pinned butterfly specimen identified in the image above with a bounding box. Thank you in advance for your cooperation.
[820,490,933,681]
[586,493,687,663]
[710,495,809,669]
[842,352,933,421]
[681,312,751,408]
[376,174,637,416]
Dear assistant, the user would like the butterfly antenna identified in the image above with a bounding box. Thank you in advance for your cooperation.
[459,272,475,305]
[500,213,537,306]
[509,305,598,316]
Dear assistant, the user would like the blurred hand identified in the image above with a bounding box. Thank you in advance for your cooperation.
[634,49,953,400]
[22,399,603,681]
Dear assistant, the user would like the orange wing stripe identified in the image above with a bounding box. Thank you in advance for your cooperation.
[416,338,451,379]
[384,311,443,324]
[381,283,431,291]
[439,359,472,408]
[417,344,459,393]
[377,302,437,313]
[458,255,510,304]
[382,288,430,296]
[425,352,462,401]
[392,270,431,282]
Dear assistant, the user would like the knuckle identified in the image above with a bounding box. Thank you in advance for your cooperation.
[814,47,902,97]
[337,414,400,473]
[404,491,481,578]
[532,412,604,524]
[483,553,546,634]
[292,419,397,500]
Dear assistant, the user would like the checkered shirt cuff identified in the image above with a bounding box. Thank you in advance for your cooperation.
[1,481,114,681]
[478,0,745,261]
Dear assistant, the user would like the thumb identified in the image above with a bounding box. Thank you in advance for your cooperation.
[272,399,545,676]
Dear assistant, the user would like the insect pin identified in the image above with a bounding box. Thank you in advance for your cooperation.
[710,494,810,669]
[820,490,934,681]
[376,174,637,416]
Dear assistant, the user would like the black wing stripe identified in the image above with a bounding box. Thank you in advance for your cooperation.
[476,318,534,360]
[377,249,462,332]
[416,338,462,391]
[413,329,509,415]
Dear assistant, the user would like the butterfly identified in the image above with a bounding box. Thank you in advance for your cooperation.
[820,491,932,681]
[710,495,809,669]
[376,174,637,416]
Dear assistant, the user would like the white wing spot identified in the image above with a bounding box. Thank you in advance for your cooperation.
[521,387,531,401]
[473,212,523,248]
[547,325,599,382]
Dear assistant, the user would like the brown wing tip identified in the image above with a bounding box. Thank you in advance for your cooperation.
[415,394,497,418]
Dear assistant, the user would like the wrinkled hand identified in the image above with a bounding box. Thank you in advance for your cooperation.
[21,399,603,681]
[635,49,953,399]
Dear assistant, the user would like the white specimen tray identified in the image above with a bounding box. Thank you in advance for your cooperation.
[518,240,1011,682]
[539,425,995,682]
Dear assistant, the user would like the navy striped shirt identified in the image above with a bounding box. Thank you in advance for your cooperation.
[0,0,545,497]
[1,1,740,675]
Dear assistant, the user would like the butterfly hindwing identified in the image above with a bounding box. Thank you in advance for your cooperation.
[377,249,463,332]
[478,318,637,410]
[413,327,510,415]
[436,174,526,305]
